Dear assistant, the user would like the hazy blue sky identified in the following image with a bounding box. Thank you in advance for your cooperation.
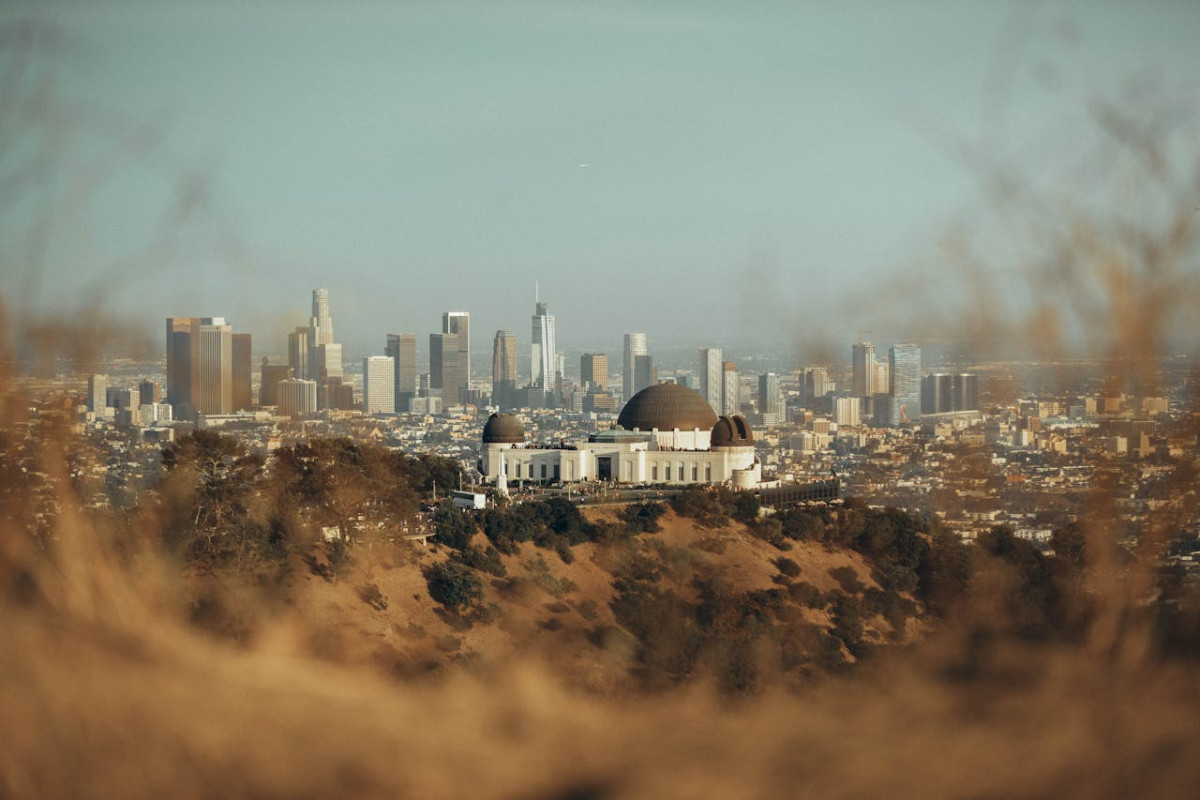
[4,1,1199,362]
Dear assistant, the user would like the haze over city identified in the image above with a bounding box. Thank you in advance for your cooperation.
[5,1,1200,357]
[4,4,1200,799]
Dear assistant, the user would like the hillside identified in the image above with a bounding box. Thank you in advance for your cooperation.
[194,503,920,695]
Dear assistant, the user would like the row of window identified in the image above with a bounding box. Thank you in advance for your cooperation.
[503,460,712,482]
[651,464,711,482]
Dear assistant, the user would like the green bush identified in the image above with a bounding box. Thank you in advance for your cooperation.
[424,560,483,610]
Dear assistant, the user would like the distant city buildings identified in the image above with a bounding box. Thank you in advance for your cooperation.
[430,311,470,408]
[721,360,739,416]
[759,372,782,424]
[88,374,107,416]
[492,330,519,411]
[852,339,875,397]
[259,360,292,407]
[922,373,980,414]
[699,347,723,415]
[530,295,556,405]
[888,343,921,426]
[165,316,238,419]
[623,332,647,402]
[386,333,417,412]
[278,377,317,418]
[580,353,608,392]
[232,333,253,412]
[362,355,395,415]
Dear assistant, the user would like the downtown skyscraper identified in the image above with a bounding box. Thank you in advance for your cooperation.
[699,347,723,415]
[432,311,470,407]
[623,332,647,401]
[531,296,556,394]
[386,333,417,413]
[492,330,518,410]
[362,355,395,415]
[852,338,876,398]
[166,316,235,418]
[888,343,921,426]
[307,288,342,381]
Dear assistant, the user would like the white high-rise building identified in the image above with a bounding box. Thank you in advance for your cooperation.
[531,296,556,391]
[623,332,647,400]
[309,288,334,347]
[307,288,342,382]
[363,356,396,415]
[722,361,739,416]
[278,378,318,418]
[833,396,861,427]
[699,347,723,415]
[87,374,108,417]
[195,317,232,416]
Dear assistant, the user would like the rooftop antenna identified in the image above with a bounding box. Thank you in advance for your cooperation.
[535,281,539,303]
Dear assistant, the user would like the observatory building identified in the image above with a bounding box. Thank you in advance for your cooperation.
[480,383,762,489]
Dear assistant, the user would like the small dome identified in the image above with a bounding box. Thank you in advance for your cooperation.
[482,413,525,444]
[618,383,718,432]
[711,415,754,446]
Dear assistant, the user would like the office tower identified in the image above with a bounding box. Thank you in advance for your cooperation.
[386,333,418,412]
[633,354,656,394]
[430,331,465,406]
[888,343,921,426]
[833,396,861,427]
[306,288,343,382]
[87,374,107,415]
[921,373,954,414]
[492,330,518,410]
[287,327,309,382]
[872,394,894,428]
[580,353,609,391]
[530,298,555,390]
[623,332,647,400]
[309,288,334,347]
[852,339,875,397]
[195,317,233,415]
[278,378,318,418]
[363,356,395,415]
[955,373,979,412]
[802,367,834,405]
[232,333,252,411]
[259,360,292,407]
[873,362,890,396]
[699,347,723,414]
[138,379,161,406]
[319,377,354,410]
[722,361,739,416]
[759,373,782,419]
[165,317,199,411]
[443,311,471,382]
[107,386,136,411]
[316,343,344,381]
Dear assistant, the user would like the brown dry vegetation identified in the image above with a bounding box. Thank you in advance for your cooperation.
[3,383,1200,798]
[4,18,1200,798]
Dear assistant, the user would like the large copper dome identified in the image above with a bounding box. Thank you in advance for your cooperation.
[618,383,718,432]
[482,413,525,444]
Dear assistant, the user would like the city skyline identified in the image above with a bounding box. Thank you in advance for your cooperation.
[8,3,1199,359]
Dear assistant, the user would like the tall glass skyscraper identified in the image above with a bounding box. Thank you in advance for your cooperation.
[531,299,556,391]
[492,330,518,410]
[888,343,921,426]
